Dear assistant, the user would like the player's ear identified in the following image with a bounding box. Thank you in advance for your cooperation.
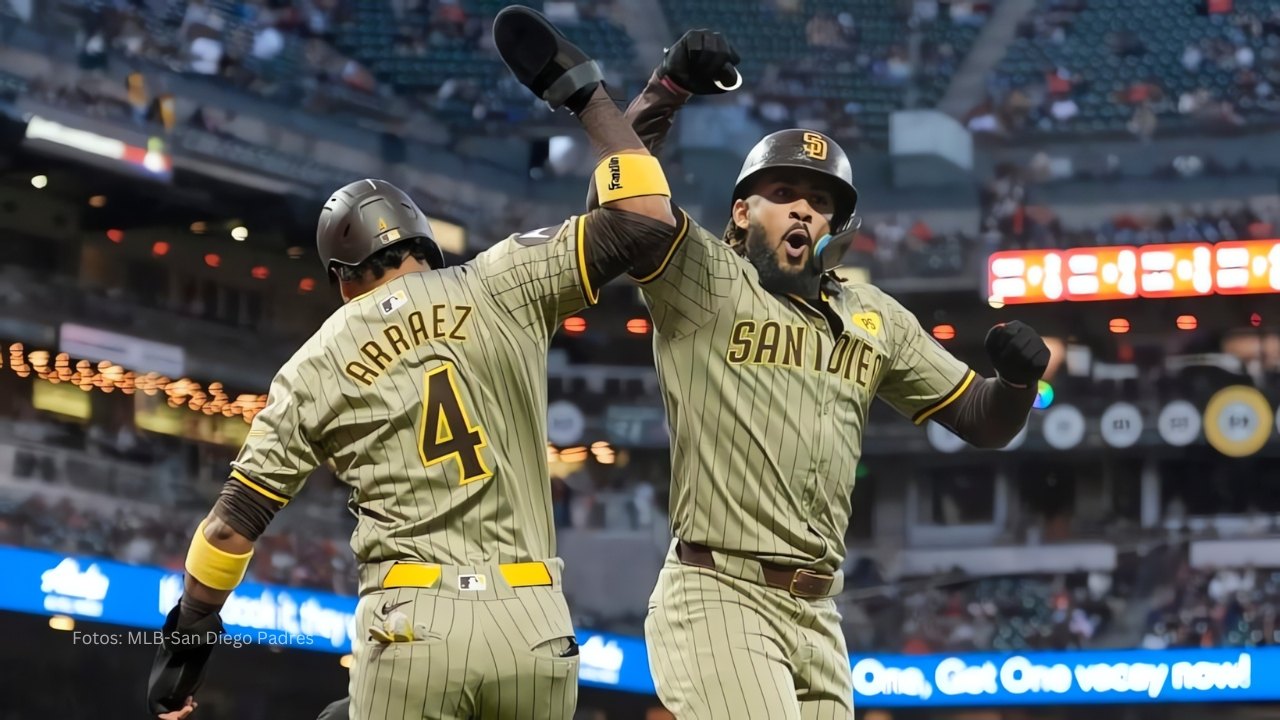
[731,198,751,231]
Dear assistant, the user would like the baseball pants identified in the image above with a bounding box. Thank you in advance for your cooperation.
[645,542,854,720]
[349,559,579,720]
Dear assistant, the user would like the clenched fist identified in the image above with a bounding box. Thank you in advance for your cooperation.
[985,321,1050,388]
[659,29,741,95]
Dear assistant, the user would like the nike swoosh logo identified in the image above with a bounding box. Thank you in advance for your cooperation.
[379,599,411,616]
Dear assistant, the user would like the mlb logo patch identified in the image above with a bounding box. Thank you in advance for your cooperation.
[852,312,881,337]
[458,574,487,592]
[380,290,407,315]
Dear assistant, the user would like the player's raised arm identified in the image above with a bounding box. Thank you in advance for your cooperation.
[926,321,1052,447]
[473,6,696,334]
[147,363,322,718]
[585,28,741,211]
[875,287,1050,448]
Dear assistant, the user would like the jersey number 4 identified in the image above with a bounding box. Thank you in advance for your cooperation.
[417,362,493,486]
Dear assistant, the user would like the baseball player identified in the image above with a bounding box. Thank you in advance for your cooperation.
[592,31,1053,719]
[145,8,685,719]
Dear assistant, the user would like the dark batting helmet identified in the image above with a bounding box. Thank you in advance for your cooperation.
[316,179,444,274]
[731,129,859,231]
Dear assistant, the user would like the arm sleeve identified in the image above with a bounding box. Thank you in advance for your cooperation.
[929,376,1038,449]
[875,291,977,424]
[585,72,689,211]
[228,366,322,507]
[635,212,741,339]
[475,208,681,337]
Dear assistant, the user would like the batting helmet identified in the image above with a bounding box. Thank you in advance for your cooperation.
[731,129,859,230]
[316,179,444,273]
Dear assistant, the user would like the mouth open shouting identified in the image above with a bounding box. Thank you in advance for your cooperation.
[782,223,812,263]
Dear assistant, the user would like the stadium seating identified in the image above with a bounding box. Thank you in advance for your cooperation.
[991,0,1280,135]
[659,0,989,145]
[333,0,635,122]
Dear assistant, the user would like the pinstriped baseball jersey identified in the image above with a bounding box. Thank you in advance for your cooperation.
[230,217,598,580]
[639,212,974,573]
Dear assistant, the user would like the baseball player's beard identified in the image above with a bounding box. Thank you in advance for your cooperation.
[743,220,822,298]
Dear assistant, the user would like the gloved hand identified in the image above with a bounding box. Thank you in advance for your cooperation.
[492,5,603,114]
[658,29,741,95]
[147,601,224,716]
[984,321,1050,388]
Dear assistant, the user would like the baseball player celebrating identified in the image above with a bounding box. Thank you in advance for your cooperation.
[146,8,686,720]
[591,31,1052,719]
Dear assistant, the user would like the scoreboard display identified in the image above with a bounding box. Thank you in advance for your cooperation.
[988,240,1280,305]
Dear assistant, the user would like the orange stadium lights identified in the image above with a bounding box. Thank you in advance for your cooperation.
[1176,315,1198,331]
[987,240,1280,304]
[4,343,267,422]
[151,241,170,257]
[1109,318,1131,334]
[251,266,270,280]
[626,318,651,335]
[204,253,221,268]
[106,229,124,243]
[298,278,316,293]
[931,324,956,341]
[563,317,587,334]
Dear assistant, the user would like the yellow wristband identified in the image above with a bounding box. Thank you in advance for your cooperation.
[185,518,253,591]
[594,154,671,204]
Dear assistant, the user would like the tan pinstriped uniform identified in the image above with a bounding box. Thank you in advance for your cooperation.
[230,218,604,720]
[641,213,974,719]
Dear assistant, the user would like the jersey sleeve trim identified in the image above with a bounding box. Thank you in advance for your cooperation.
[912,368,977,425]
[629,208,691,284]
[230,468,293,506]
[575,214,600,306]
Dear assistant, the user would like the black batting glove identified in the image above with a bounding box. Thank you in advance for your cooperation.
[147,600,224,714]
[984,321,1050,388]
[658,29,741,95]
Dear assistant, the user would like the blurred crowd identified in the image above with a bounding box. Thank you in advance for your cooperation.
[980,163,1280,251]
[975,0,1280,139]
[1143,564,1280,649]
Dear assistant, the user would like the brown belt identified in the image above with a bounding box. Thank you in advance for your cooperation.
[676,540,836,599]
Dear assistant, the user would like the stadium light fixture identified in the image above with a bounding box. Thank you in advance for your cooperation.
[1176,315,1198,330]
[298,278,316,293]
[88,195,107,208]
[931,324,956,341]
[231,226,249,241]
[560,446,588,463]
[48,615,75,631]
[31,174,47,189]
[251,266,270,280]
[988,296,1005,309]
[190,221,208,234]
[1109,318,1130,334]
[563,317,586,334]
[106,229,124,244]
[204,253,221,268]
[152,241,170,257]
[287,246,305,260]
[626,318,651,335]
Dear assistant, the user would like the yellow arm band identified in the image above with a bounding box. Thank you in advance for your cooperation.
[184,518,254,591]
[594,154,671,204]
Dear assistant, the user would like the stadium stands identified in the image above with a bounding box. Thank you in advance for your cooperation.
[659,0,992,146]
[985,0,1280,137]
